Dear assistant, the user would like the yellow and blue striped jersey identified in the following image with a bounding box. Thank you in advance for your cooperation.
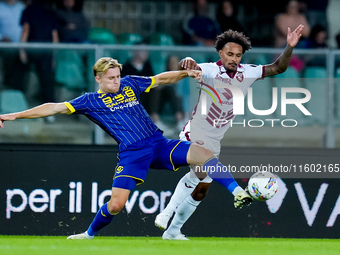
[65,75,158,150]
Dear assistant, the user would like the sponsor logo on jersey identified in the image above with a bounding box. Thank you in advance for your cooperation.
[236,72,244,82]
[100,86,138,110]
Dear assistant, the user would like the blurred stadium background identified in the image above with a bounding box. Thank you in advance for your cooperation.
[0,0,340,240]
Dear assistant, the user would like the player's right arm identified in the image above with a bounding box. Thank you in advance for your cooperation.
[152,69,202,88]
[0,103,70,128]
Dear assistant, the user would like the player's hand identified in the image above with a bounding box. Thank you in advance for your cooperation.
[287,24,304,48]
[0,114,16,128]
[181,57,200,70]
[187,70,202,82]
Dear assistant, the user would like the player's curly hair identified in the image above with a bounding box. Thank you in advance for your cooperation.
[215,30,251,54]
[93,57,122,77]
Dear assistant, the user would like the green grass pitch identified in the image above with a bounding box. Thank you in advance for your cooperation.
[0,236,339,255]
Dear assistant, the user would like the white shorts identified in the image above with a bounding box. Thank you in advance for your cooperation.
[179,121,221,157]
[179,121,217,183]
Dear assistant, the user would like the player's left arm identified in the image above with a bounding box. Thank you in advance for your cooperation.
[263,24,304,77]
[0,103,70,128]
[150,70,202,89]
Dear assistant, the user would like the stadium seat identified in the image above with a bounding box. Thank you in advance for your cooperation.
[55,50,87,91]
[117,33,143,45]
[303,66,328,125]
[0,89,28,114]
[275,66,300,79]
[149,50,168,74]
[149,33,175,74]
[150,33,175,46]
[194,53,210,64]
[254,54,269,65]
[0,89,43,135]
[88,28,116,44]
[115,33,143,65]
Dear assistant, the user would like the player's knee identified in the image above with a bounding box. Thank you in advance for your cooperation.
[189,144,214,165]
[107,199,125,214]
[199,146,214,159]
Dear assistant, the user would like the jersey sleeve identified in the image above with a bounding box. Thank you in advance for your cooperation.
[245,64,265,79]
[127,75,155,94]
[198,63,213,79]
[64,94,89,114]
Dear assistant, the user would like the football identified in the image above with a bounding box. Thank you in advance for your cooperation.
[248,171,278,201]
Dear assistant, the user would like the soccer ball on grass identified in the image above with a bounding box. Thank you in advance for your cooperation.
[247,171,278,201]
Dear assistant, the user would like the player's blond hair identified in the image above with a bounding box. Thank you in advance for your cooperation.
[93,57,122,77]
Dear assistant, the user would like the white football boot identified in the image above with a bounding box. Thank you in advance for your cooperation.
[67,231,93,240]
[162,231,189,240]
[154,212,173,230]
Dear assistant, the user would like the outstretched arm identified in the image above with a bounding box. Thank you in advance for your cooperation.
[0,103,70,128]
[151,69,201,88]
[264,24,304,77]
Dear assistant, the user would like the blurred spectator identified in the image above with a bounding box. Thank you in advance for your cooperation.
[0,0,27,91]
[121,47,154,77]
[157,55,186,133]
[304,25,327,49]
[274,0,310,48]
[20,0,59,44]
[303,24,328,67]
[305,0,328,31]
[182,0,221,46]
[0,0,24,43]
[55,0,89,43]
[121,49,183,136]
[120,47,163,128]
[274,0,310,72]
[20,0,59,104]
[216,0,246,35]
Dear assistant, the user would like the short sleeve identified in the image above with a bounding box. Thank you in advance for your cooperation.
[198,63,214,79]
[244,64,264,79]
[126,75,154,93]
[65,94,89,113]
